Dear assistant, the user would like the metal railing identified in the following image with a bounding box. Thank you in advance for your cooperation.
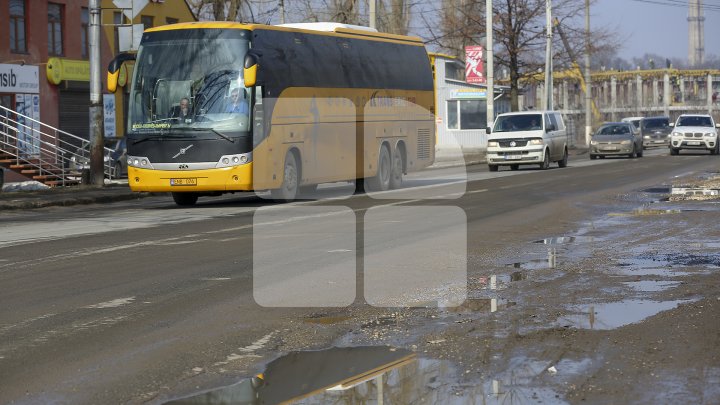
[0,104,117,185]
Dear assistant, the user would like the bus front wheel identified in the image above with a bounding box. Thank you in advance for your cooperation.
[368,146,391,192]
[172,192,199,206]
[271,152,299,202]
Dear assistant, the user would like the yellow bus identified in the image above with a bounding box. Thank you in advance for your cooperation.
[107,22,435,205]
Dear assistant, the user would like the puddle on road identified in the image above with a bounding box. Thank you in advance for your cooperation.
[447,298,516,314]
[623,280,681,292]
[616,253,720,277]
[164,346,564,404]
[508,257,556,270]
[557,299,690,330]
[534,236,595,245]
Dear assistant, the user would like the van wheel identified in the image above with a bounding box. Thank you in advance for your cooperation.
[271,152,299,202]
[488,165,499,172]
[539,150,550,170]
[590,155,597,160]
[368,145,391,192]
[558,148,568,168]
[670,148,679,156]
[172,192,199,206]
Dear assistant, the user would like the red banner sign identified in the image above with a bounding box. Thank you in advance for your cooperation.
[465,46,486,84]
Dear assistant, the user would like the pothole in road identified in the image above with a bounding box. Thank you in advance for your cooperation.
[164,346,556,404]
[557,299,692,330]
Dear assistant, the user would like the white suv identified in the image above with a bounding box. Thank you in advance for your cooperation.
[670,114,720,155]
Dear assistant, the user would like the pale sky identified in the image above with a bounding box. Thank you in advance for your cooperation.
[593,0,720,61]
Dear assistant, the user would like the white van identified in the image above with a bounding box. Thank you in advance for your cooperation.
[485,111,569,171]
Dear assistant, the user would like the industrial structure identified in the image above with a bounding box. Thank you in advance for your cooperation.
[688,0,705,67]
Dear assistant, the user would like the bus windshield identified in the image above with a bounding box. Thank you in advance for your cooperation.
[128,30,251,134]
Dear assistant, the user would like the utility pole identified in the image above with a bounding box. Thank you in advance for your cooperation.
[279,0,285,24]
[369,0,376,29]
[486,0,494,125]
[89,0,104,186]
[544,0,553,110]
[584,0,592,145]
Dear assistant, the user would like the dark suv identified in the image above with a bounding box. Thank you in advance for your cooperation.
[641,116,671,148]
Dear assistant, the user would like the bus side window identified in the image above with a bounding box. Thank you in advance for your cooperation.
[253,85,265,147]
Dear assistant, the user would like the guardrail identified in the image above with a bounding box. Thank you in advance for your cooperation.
[0,104,117,185]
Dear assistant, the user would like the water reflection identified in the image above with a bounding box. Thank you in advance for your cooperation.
[508,248,557,270]
[534,236,595,245]
[166,346,415,404]
[165,346,562,405]
[557,299,691,330]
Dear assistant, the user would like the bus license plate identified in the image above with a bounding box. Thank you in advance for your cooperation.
[170,178,197,186]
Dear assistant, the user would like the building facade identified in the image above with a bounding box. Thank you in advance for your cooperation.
[0,0,195,147]
[431,54,511,150]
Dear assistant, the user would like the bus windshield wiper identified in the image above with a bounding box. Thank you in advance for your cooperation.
[179,127,235,143]
[131,133,192,145]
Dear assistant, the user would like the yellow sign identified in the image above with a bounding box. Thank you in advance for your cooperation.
[46,58,90,85]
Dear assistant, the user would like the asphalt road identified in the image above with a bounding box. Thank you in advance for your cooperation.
[1,147,719,404]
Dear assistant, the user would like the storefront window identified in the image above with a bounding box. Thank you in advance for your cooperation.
[9,0,26,53]
[447,99,487,130]
[447,100,458,129]
[48,3,64,56]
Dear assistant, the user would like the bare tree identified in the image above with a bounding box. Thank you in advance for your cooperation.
[377,0,411,35]
[422,0,484,59]
[188,0,276,23]
[422,0,620,111]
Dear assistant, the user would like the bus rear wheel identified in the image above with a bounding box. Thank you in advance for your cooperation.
[389,147,404,189]
[271,152,299,202]
[172,192,199,206]
[368,145,391,192]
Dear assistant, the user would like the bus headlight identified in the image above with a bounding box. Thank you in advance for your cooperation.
[216,153,252,168]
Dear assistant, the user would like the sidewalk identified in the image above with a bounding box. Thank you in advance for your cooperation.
[0,180,149,210]
[0,146,590,210]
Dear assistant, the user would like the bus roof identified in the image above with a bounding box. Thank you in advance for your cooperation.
[145,21,425,45]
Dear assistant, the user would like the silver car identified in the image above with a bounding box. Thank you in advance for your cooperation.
[590,122,644,159]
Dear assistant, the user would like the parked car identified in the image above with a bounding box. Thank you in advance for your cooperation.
[486,111,569,171]
[670,114,720,155]
[66,139,125,178]
[589,122,643,159]
[641,116,671,148]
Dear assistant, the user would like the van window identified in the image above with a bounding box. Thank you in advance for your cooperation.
[546,114,558,130]
[493,114,543,132]
[553,113,565,130]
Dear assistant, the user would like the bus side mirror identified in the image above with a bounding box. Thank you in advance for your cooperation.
[107,52,136,93]
[244,53,259,88]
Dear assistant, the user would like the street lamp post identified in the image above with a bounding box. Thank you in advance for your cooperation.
[486,0,494,126]
[89,0,104,186]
